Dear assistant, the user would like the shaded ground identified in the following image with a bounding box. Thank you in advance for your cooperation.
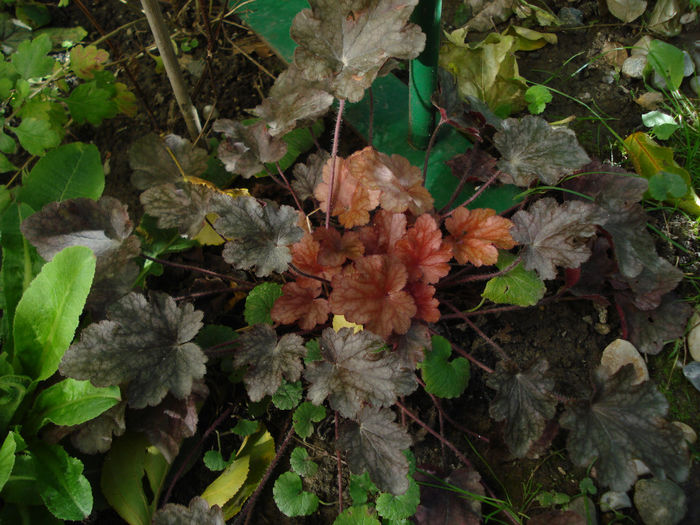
[48,0,700,523]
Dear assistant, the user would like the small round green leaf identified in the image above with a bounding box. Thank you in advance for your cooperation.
[273,471,319,517]
[333,505,381,525]
[375,478,420,521]
[272,380,303,410]
[419,336,469,399]
[289,447,318,478]
[232,419,259,436]
[293,402,326,438]
[203,450,229,471]
[244,282,283,325]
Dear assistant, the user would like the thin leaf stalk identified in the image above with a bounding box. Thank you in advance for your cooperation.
[325,99,346,229]
[395,400,473,469]
[276,162,306,216]
[335,411,343,513]
[427,327,494,374]
[441,161,503,218]
[238,416,295,525]
[443,302,512,364]
[422,117,445,182]
[441,255,522,287]
[140,254,252,286]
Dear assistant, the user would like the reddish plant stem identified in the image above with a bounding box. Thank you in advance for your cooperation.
[172,287,237,301]
[427,327,494,374]
[416,376,489,443]
[276,162,305,215]
[443,302,513,364]
[325,99,346,229]
[141,254,250,285]
[441,166,502,219]
[395,400,472,469]
[204,339,240,359]
[443,255,522,287]
[288,263,330,285]
[335,411,343,513]
[162,405,234,505]
[239,417,295,525]
[422,118,445,182]
[308,125,322,150]
[73,0,159,131]
[441,304,525,319]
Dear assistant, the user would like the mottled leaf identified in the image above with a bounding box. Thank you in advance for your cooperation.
[560,365,689,492]
[153,496,225,525]
[131,380,208,463]
[305,328,416,418]
[140,182,218,238]
[272,380,303,410]
[486,359,556,457]
[511,198,602,280]
[213,119,287,177]
[494,116,590,186]
[290,0,425,102]
[129,134,208,191]
[273,471,319,517]
[234,324,306,402]
[60,292,206,409]
[292,150,329,201]
[71,402,126,454]
[253,65,333,137]
[214,196,304,277]
[337,406,412,494]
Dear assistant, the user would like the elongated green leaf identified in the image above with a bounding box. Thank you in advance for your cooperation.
[0,432,17,491]
[31,442,92,520]
[14,245,96,380]
[0,202,41,356]
[26,378,121,435]
[0,375,31,435]
[17,142,104,210]
[101,432,153,525]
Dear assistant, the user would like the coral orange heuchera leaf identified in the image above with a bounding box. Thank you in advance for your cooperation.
[394,214,452,283]
[313,228,364,267]
[271,281,330,331]
[330,255,416,338]
[314,156,381,228]
[290,233,342,285]
[347,147,434,215]
[444,207,515,266]
[406,281,440,323]
[357,210,407,255]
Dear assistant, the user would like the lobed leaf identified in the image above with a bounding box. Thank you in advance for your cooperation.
[140,181,218,238]
[293,401,326,438]
[70,402,126,454]
[234,324,306,402]
[129,134,208,191]
[272,380,303,410]
[290,0,425,102]
[394,214,452,283]
[494,116,590,186]
[419,335,470,399]
[69,44,109,80]
[511,198,602,280]
[291,150,329,201]
[486,359,556,457]
[444,207,515,266]
[290,447,318,478]
[560,365,689,492]
[337,406,412,494]
[213,119,287,177]
[244,282,283,325]
[60,291,206,409]
[64,79,118,125]
[273,471,319,517]
[271,281,330,330]
[214,196,304,277]
[482,252,545,306]
[153,497,225,525]
[305,328,416,418]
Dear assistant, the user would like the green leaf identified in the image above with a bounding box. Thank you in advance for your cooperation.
[101,432,153,525]
[647,39,685,91]
[232,418,259,436]
[524,85,552,115]
[0,376,32,435]
[64,79,118,125]
[14,246,96,380]
[270,121,324,173]
[293,401,326,438]
[25,378,121,434]
[0,431,17,491]
[419,335,470,399]
[1,454,39,505]
[642,111,679,140]
[203,450,229,471]
[0,129,17,154]
[17,142,104,209]
[376,478,420,521]
[304,339,322,363]
[31,442,92,520]
[0,202,41,355]
[244,282,283,325]
[273,471,319,517]
[349,471,378,505]
[11,34,54,79]
[289,447,318,478]
[0,152,16,173]
[482,252,546,306]
[272,379,303,410]
[647,171,689,201]
[333,505,381,525]
[69,44,109,80]
[12,117,61,156]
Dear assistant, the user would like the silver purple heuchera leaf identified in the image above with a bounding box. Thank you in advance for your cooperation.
[486,358,557,457]
[234,324,306,402]
[291,150,330,201]
[494,116,590,186]
[304,327,417,419]
[337,406,412,494]
[153,497,224,525]
[60,292,206,409]
[70,402,126,455]
[129,133,208,190]
[560,364,689,492]
[213,195,304,277]
[290,0,425,102]
[213,119,287,177]
[253,64,334,137]
[511,197,603,280]
[140,182,218,238]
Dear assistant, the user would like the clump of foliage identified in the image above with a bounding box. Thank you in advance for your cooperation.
[0,0,694,523]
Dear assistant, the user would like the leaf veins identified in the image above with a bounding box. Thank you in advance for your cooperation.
[394,214,452,283]
[213,119,287,178]
[444,207,515,266]
[271,281,330,331]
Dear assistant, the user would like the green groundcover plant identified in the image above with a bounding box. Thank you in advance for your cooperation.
[0,0,695,523]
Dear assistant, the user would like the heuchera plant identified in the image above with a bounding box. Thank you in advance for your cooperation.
[5,0,693,522]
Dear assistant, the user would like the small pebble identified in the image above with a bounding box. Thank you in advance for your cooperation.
[569,496,597,525]
[682,361,700,392]
[600,491,631,512]
[633,459,651,477]
[600,339,649,384]
[631,36,653,56]
[671,421,697,444]
[602,71,615,84]
[683,51,696,77]
[622,55,647,78]
[634,478,687,525]
[688,310,700,361]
